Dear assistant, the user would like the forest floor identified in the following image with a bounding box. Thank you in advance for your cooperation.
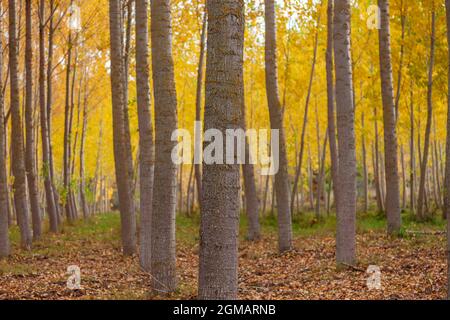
[0,210,447,300]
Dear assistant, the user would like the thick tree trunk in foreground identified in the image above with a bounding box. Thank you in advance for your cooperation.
[417,7,436,220]
[136,0,154,273]
[150,0,178,292]
[444,0,450,300]
[264,0,293,253]
[109,0,137,255]
[0,11,10,257]
[9,0,32,250]
[25,0,42,239]
[333,0,356,265]
[378,0,401,234]
[198,0,244,300]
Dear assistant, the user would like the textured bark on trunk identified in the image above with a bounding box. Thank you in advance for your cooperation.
[264,0,293,253]
[0,10,10,257]
[417,7,436,220]
[109,0,137,255]
[333,0,356,265]
[38,0,58,233]
[198,0,244,300]
[136,0,154,273]
[362,113,369,213]
[9,0,33,250]
[79,74,89,220]
[326,0,339,213]
[25,0,42,239]
[150,0,178,292]
[378,0,401,234]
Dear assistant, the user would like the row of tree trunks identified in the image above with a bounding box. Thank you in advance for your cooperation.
[445,0,450,300]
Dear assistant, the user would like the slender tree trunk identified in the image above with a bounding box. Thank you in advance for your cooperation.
[326,0,339,213]
[198,0,244,300]
[25,0,42,239]
[362,113,369,213]
[444,0,450,299]
[136,0,154,273]
[394,0,406,119]
[333,0,356,265]
[264,0,293,253]
[316,133,328,219]
[401,145,407,209]
[109,0,137,255]
[150,0,178,292]
[194,10,207,213]
[9,0,32,250]
[378,0,401,234]
[0,9,10,257]
[38,0,58,232]
[291,11,320,214]
[79,73,89,220]
[410,85,415,215]
[374,105,384,212]
[417,6,436,220]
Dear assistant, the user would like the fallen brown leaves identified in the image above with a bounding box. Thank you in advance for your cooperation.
[0,224,446,300]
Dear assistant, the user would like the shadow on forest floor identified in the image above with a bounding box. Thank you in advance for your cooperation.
[0,211,447,300]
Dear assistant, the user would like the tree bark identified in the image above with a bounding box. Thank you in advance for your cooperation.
[135,0,154,273]
[109,0,137,255]
[9,0,33,250]
[0,8,10,257]
[333,0,356,265]
[150,0,178,292]
[198,0,244,300]
[25,0,42,239]
[264,0,293,253]
[326,0,339,213]
[417,6,436,220]
[378,0,401,234]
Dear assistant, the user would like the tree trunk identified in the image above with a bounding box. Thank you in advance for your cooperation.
[9,0,33,250]
[410,85,415,215]
[417,6,436,220]
[25,0,42,239]
[38,0,58,233]
[79,72,89,220]
[444,0,450,299]
[326,0,339,213]
[109,0,137,255]
[135,0,154,273]
[194,10,207,213]
[362,113,369,213]
[378,0,401,234]
[264,0,293,253]
[0,9,10,257]
[333,0,356,265]
[150,0,178,292]
[198,0,244,300]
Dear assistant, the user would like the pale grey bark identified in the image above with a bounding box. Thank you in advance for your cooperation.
[0,9,10,257]
[136,0,154,273]
[264,0,293,253]
[333,0,356,265]
[79,75,89,220]
[9,0,33,250]
[362,113,369,213]
[198,0,244,300]
[410,87,415,215]
[109,0,137,255]
[25,0,42,239]
[150,0,178,292]
[417,7,436,220]
[378,0,401,234]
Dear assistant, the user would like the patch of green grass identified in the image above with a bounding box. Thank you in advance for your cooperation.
[0,260,37,276]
